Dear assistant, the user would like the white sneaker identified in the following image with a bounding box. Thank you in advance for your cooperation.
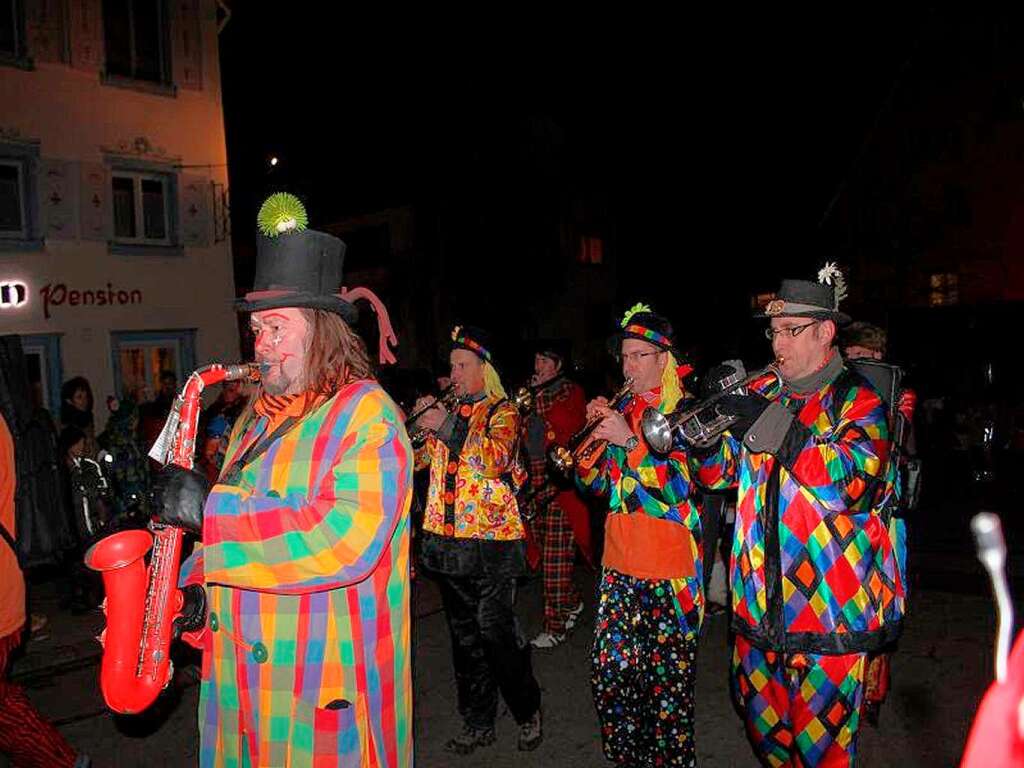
[530,631,565,649]
[564,601,585,631]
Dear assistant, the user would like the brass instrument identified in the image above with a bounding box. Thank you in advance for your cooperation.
[641,360,784,453]
[407,385,460,447]
[511,385,535,414]
[548,378,634,475]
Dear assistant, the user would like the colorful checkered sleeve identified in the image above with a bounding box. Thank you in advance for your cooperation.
[623,442,694,517]
[576,453,612,497]
[201,389,412,593]
[692,432,743,491]
[775,386,889,514]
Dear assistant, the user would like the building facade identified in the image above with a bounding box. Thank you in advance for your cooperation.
[0,0,237,427]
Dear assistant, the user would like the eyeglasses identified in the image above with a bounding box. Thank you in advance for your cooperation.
[764,321,819,340]
[616,351,663,364]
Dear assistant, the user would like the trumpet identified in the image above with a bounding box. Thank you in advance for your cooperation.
[548,378,634,476]
[641,360,784,453]
[511,385,535,414]
[407,385,459,447]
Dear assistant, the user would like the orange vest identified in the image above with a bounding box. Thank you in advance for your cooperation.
[600,395,698,581]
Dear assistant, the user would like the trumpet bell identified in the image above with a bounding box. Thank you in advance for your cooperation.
[548,444,574,475]
[513,387,534,412]
[641,408,674,454]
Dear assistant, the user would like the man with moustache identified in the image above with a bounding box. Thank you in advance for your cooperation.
[153,194,413,767]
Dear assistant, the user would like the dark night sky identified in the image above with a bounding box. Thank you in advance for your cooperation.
[217,5,933,366]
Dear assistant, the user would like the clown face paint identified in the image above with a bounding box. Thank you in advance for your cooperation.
[251,308,311,395]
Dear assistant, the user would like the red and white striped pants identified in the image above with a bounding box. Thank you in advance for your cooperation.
[0,628,77,768]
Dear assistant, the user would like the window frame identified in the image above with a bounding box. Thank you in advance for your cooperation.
[20,333,63,416]
[0,140,41,248]
[110,168,175,247]
[109,328,196,402]
[101,0,172,88]
[0,0,33,70]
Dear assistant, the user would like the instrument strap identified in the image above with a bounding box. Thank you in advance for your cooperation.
[0,520,15,559]
[219,416,303,487]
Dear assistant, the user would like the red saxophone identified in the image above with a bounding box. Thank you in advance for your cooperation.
[85,362,262,714]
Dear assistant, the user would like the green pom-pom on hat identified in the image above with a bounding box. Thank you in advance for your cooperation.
[620,302,653,328]
[257,192,308,237]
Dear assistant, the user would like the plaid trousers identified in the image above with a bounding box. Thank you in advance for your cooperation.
[537,498,581,634]
[0,629,77,768]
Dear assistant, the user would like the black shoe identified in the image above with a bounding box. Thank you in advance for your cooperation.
[444,723,496,755]
[517,709,542,751]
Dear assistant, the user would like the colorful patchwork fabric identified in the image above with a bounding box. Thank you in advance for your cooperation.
[576,388,704,627]
[694,365,903,655]
[416,395,526,541]
[179,380,413,768]
[732,634,866,767]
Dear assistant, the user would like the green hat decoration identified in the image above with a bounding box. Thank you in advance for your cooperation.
[257,192,308,237]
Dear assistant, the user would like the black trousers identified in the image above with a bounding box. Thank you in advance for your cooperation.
[438,571,542,729]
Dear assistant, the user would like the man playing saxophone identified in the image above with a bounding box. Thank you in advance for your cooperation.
[575,303,704,768]
[150,194,413,767]
[694,265,902,767]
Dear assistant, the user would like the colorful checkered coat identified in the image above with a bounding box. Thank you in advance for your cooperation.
[576,389,704,629]
[180,380,413,767]
[694,364,904,655]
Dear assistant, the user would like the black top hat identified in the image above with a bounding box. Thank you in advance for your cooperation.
[450,325,495,363]
[235,193,358,324]
[756,264,851,325]
[606,305,677,355]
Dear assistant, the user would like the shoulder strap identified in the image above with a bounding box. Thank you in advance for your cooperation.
[486,397,509,424]
[219,415,302,487]
[0,520,18,561]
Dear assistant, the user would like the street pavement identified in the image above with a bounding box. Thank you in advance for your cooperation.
[9,556,1000,767]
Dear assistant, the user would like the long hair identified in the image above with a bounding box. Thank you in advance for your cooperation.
[301,308,374,399]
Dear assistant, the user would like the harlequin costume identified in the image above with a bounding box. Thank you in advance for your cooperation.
[694,269,904,767]
[521,339,592,646]
[575,305,703,767]
[416,325,542,754]
[179,194,414,767]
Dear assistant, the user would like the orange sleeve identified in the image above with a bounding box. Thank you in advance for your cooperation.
[0,414,25,640]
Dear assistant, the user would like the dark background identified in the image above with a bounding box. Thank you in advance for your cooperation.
[218,5,929,362]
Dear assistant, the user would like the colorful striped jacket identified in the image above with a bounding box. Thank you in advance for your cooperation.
[180,380,413,767]
[576,388,704,630]
[694,361,904,655]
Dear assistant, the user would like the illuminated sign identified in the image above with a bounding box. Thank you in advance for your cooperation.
[0,281,28,308]
[40,282,143,320]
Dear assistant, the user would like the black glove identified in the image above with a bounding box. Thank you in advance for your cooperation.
[150,464,210,536]
[173,583,207,639]
[715,393,771,441]
[702,363,742,399]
